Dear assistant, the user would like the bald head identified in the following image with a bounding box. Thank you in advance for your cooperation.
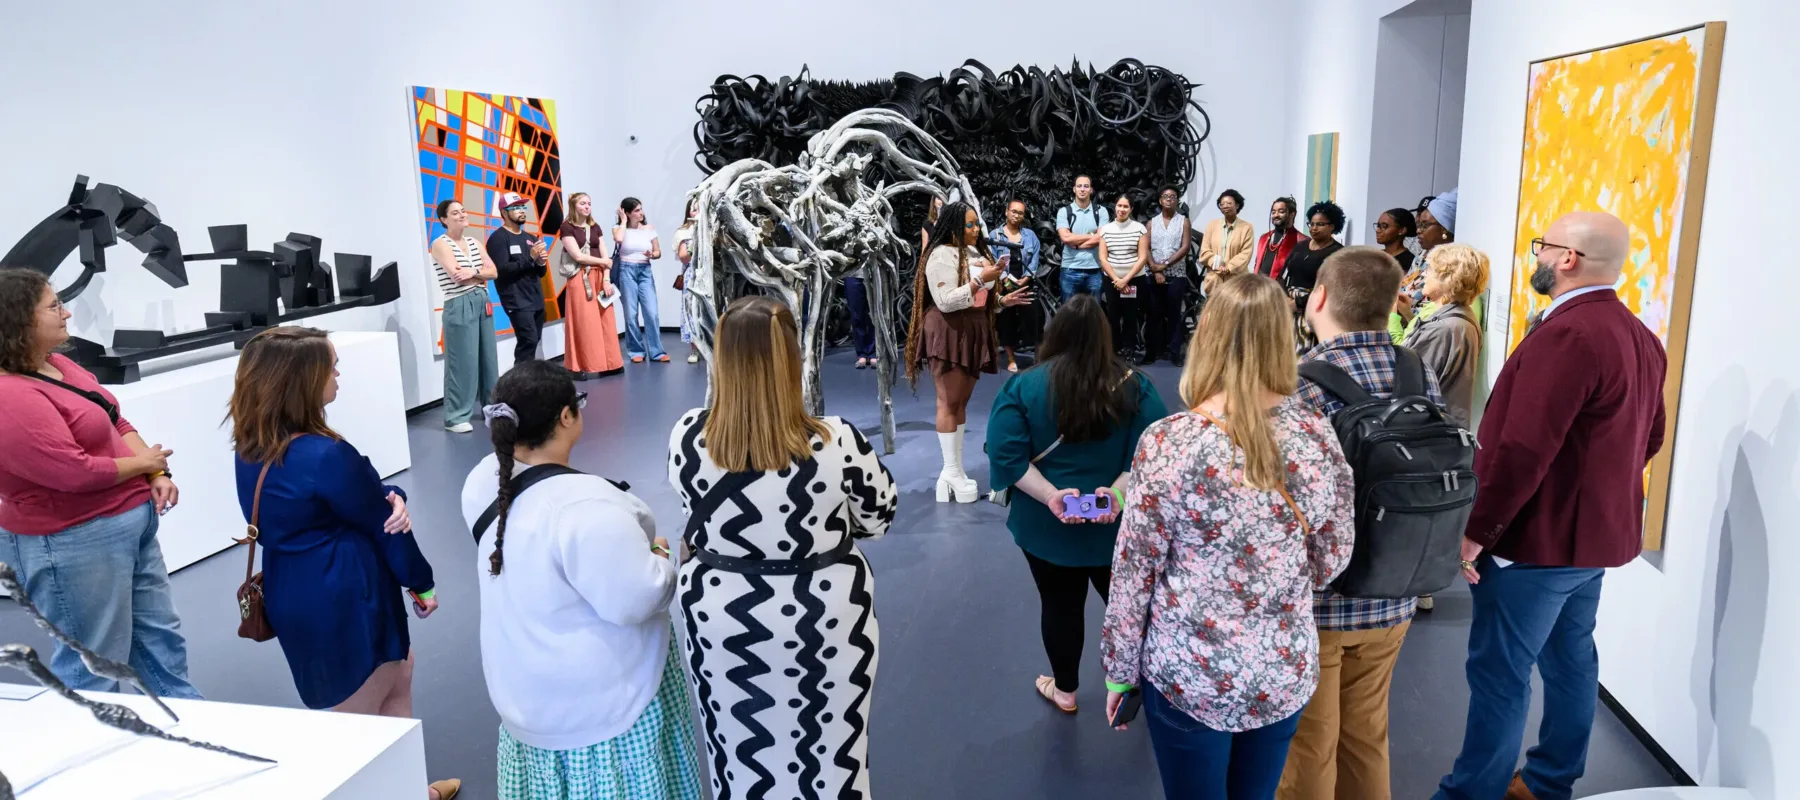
[1552,212,1629,280]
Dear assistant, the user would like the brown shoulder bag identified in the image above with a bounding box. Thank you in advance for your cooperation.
[235,439,294,642]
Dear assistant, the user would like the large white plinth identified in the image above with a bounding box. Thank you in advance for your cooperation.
[108,330,411,573]
[0,685,425,798]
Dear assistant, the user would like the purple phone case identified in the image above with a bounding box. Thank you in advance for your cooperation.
[1061,493,1113,520]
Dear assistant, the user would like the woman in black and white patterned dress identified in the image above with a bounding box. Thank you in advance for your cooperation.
[669,295,899,800]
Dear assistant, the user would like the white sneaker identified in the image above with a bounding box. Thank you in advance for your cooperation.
[1417,594,1435,612]
[446,422,474,434]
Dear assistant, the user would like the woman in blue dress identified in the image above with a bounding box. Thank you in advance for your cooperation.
[228,326,459,799]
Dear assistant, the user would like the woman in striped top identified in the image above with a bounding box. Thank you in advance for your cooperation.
[1097,195,1149,360]
[430,200,499,434]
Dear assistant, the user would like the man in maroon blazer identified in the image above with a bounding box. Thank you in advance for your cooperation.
[1433,212,1667,800]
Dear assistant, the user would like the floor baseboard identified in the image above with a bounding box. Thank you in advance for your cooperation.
[1598,683,1696,786]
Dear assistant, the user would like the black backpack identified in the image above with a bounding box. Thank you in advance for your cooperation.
[1299,347,1477,599]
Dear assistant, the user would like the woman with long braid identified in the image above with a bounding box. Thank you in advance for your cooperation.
[461,361,699,799]
[904,199,1031,503]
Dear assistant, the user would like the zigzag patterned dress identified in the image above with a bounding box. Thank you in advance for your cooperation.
[668,411,898,800]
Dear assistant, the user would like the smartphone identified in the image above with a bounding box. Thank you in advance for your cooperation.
[1061,492,1114,521]
[1110,688,1144,727]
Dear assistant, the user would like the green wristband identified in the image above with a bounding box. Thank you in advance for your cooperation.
[1105,487,1125,508]
[414,589,435,601]
[1105,680,1136,694]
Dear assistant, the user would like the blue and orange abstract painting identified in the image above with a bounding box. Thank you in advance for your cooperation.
[408,87,566,351]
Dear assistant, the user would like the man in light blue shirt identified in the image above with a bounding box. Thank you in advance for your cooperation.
[1055,175,1107,298]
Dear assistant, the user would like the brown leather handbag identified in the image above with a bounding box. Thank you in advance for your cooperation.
[235,450,285,642]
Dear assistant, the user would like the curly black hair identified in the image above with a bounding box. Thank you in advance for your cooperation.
[1217,189,1246,211]
[1306,201,1347,234]
[0,269,52,374]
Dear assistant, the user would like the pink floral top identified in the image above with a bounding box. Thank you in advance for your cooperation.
[1101,398,1355,732]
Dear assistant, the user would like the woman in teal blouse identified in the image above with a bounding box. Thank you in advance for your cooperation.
[986,294,1168,714]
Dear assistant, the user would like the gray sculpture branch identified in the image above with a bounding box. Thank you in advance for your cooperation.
[684,109,980,453]
[0,562,177,724]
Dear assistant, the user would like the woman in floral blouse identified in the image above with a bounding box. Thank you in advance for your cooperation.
[1100,273,1355,800]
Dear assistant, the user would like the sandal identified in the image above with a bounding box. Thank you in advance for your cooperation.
[1035,675,1077,714]
[630,356,645,363]
[653,354,671,363]
[855,358,869,369]
[429,778,462,799]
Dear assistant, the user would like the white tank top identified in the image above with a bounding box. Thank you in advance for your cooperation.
[619,226,655,264]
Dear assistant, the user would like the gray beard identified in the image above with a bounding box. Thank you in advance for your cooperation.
[1529,263,1556,295]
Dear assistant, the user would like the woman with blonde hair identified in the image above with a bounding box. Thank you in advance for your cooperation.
[228,326,458,799]
[1100,273,1355,799]
[558,192,624,379]
[1402,243,1489,427]
[904,199,1031,503]
[669,295,899,800]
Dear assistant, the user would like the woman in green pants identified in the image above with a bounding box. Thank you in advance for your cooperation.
[429,199,500,433]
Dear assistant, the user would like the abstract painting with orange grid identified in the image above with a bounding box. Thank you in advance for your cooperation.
[407,86,566,352]
[1501,23,1724,549]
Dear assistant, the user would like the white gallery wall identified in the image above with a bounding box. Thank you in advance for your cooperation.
[0,0,614,409]
[1296,0,1800,796]
[604,0,1307,324]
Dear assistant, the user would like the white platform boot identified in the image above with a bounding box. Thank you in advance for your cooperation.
[953,424,979,496]
[936,431,977,503]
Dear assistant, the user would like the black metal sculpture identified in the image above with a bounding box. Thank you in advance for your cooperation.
[1,175,402,383]
[692,59,1209,349]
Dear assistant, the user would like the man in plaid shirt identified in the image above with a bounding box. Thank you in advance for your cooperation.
[1279,247,1443,800]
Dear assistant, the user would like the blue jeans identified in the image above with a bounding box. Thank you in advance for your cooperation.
[1,502,201,699]
[1433,561,1604,800]
[617,261,666,360]
[1144,680,1303,799]
[1060,268,1105,299]
[843,277,876,359]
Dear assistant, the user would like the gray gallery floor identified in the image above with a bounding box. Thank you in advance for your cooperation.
[1,332,1678,798]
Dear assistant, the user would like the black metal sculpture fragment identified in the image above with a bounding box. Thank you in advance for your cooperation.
[1,175,402,383]
[0,562,178,724]
[0,644,274,766]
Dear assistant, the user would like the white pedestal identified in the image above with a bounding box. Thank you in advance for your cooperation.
[0,686,425,799]
[108,331,411,573]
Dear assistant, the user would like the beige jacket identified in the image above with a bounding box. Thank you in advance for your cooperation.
[926,245,980,313]
[1199,218,1257,276]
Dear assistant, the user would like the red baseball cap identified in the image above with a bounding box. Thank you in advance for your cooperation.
[498,192,530,211]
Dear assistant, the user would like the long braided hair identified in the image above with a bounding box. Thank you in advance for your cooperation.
[486,360,582,576]
[903,199,995,388]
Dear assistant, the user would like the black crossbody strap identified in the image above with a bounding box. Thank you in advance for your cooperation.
[19,370,120,424]
[472,463,583,544]
[1298,360,1377,407]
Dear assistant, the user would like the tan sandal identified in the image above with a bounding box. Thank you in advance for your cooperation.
[1035,675,1077,714]
[429,778,461,800]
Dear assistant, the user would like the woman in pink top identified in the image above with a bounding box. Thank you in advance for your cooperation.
[0,269,200,698]
[1100,273,1353,799]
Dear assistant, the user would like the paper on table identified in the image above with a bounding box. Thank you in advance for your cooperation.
[0,681,47,701]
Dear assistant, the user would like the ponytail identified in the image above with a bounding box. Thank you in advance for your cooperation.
[489,415,520,576]
[482,360,584,577]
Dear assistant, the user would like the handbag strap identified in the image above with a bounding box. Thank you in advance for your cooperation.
[1190,407,1312,535]
[239,434,304,582]
[471,463,586,544]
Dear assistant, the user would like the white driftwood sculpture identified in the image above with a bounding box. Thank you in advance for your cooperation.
[685,109,980,453]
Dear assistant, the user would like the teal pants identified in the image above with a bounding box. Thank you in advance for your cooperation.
[443,290,498,425]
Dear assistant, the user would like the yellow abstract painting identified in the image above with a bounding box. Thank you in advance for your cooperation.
[1503,23,1724,550]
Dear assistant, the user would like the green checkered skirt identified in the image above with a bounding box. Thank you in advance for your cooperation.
[497,641,702,800]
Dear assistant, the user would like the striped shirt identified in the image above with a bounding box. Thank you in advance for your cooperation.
[434,235,486,300]
[1296,330,1445,631]
[1100,220,1146,273]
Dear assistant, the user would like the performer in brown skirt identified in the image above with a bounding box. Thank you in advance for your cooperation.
[558,192,625,379]
[905,200,1033,503]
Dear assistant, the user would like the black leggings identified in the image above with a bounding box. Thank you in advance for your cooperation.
[1023,550,1112,693]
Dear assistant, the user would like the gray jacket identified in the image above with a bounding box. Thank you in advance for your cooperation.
[1404,302,1482,428]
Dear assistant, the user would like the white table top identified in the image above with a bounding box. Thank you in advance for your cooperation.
[0,684,423,798]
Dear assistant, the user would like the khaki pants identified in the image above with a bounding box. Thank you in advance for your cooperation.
[1278,620,1412,800]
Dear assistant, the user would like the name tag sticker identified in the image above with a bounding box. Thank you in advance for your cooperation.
[509,245,522,255]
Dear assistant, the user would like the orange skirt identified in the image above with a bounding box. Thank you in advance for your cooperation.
[562,273,624,374]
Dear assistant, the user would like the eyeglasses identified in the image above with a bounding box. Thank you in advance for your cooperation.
[40,299,66,315]
[1530,238,1586,257]
[1308,219,1333,228]
[574,391,589,410]
[1373,221,1393,230]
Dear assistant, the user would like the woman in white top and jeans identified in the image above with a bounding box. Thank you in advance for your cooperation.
[461,360,700,799]
[1098,195,1149,360]
[429,200,499,433]
[613,197,667,363]
[1146,185,1193,366]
